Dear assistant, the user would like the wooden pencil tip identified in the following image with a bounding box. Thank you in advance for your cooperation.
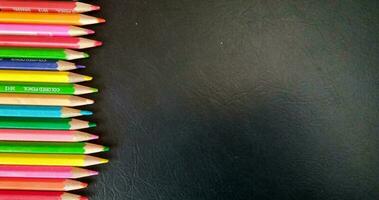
[80,15,105,25]
[64,179,87,191]
[69,119,94,130]
[71,167,98,178]
[75,2,100,13]
[85,143,107,154]
[69,26,94,36]
[78,38,102,49]
[73,131,98,142]
[65,49,88,60]
[62,193,86,200]
[68,72,92,83]
[84,155,109,166]
[57,60,77,71]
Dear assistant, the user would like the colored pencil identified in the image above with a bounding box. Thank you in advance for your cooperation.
[0,1,100,13]
[0,93,94,107]
[0,153,109,166]
[0,70,92,83]
[0,82,97,95]
[0,165,98,179]
[0,141,108,154]
[0,129,98,142]
[0,177,87,191]
[0,12,105,25]
[0,105,92,118]
[0,47,88,60]
[0,191,88,200]
[0,24,94,37]
[0,35,102,49]
[0,59,85,71]
[0,117,96,130]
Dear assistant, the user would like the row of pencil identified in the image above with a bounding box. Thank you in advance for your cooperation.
[0,1,106,200]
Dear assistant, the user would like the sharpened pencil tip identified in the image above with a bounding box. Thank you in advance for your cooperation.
[90,170,99,176]
[89,122,97,128]
[76,65,86,69]
[92,5,101,11]
[81,182,89,188]
[83,53,90,58]
[99,18,106,23]
[104,146,110,152]
[84,76,93,81]
[80,197,89,200]
[81,110,93,116]
[95,41,103,46]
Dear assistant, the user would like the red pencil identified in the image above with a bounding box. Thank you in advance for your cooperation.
[0,1,100,13]
[0,35,102,49]
[0,190,87,200]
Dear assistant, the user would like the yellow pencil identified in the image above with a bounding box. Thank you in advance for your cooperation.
[0,93,94,107]
[0,153,108,167]
[0,70,92,83]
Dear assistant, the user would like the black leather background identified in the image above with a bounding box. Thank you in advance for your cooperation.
[79,0,379,199]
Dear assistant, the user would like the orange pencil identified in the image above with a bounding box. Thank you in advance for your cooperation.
[0,12,105,25]
[0,177,87,191]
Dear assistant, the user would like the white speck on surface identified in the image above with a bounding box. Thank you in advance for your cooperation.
[220,41,224,45]
[135,22,139,26]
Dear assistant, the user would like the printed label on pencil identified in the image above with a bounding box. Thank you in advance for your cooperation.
[1,85,61,94]
[23,87,60,93]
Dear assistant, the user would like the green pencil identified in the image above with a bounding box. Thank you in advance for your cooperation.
[0,47,89,60]
[0,117,96,130]
[0,82,98,95]
[0,141,109,154]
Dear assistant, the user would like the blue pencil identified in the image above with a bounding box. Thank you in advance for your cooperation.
[0,105,92,118]
[0,59,85,71]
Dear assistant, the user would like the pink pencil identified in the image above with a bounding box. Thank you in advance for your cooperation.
[0,23,94,37]
[0,165,98,179]
[0,35,102,49]
[0,129,98,142]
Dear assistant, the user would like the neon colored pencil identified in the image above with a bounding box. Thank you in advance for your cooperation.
[0,177,87,191]
[0,105,92,118]
[0,165,98,179]
[0,117,96,130]
[0,141,108,154]
[0,191,88,200]
[0,153,109,166]
[0,1,100,13]
[0,93,94,107]
[0,35,102,49]
[0,47,88,60]
[0,59,85,71]
[0,82,97,95]
[0,24,94,37]
[0,70,92,83]
[0,12,105,25]
[0,129,98,142]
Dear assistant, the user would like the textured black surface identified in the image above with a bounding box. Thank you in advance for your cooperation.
[80,1,379,199]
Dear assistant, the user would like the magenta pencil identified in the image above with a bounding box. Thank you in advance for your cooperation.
[0,24,94,37]
[0,129,98,142]
[0,165,98,179]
